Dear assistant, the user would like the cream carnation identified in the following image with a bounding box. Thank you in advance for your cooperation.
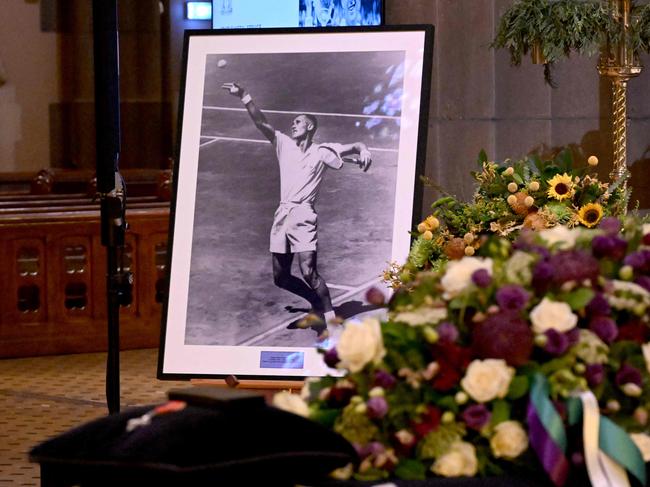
[392,306,447,326]
[575,329,609,364]
[490,421,529,459]
[530,298,578,334]
[272,391,310,417]
[461,359,514,403]
[336,317,386,373]
[539,225,580,249]
[631,433,650,462]
[440,257,493,299]
[431,441,478,477]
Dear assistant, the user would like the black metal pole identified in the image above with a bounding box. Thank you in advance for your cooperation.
[92,0,123,414]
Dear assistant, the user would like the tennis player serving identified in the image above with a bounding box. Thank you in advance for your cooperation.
[222,81,372,346]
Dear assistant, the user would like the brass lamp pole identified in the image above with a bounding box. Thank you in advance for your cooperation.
[597,0,642,184]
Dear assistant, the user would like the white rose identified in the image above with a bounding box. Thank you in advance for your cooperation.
[642,343,650,375]
[272,391,310,417]
[530,298,578,334]
[490,421,529,459]
[431,441,478,477]
[642,223,650,237]
[392,306,447,326]
[336,317,386,373]
[539,225,580,249]
[441,257,493,299]
[630,433,650,462]
[461,359,514,403]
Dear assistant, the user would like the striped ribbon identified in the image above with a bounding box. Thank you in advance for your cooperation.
[527,374,570,486]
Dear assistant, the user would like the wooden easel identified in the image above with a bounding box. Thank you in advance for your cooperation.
[190,376,305,401]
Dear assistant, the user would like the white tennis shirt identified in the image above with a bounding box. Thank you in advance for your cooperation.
[274,131,343,206]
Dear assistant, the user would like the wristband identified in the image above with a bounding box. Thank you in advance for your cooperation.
[241,94,252,105]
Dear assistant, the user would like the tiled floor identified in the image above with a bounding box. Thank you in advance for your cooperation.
[0,349,188,485]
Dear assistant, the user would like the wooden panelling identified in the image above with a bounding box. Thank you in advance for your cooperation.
[0,198,170,358]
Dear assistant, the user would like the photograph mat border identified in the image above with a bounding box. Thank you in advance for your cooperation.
[160,27,432,379]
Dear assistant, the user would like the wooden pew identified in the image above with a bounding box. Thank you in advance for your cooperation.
[0,169,172,358]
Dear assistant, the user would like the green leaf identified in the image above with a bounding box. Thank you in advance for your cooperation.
[564,287,595,311]
[478,149,488,165]
[491,400,511,425]
[507,375,530,400]
[395,459,427,480]
[512,172,524,185]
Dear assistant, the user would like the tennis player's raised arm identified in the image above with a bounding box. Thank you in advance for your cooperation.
[339,142,372,172]
[221,82,275,142]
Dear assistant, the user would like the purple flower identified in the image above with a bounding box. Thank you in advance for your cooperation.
[635,276,650,293]
[373,370,397,389]
[366,396,389,419]
[589,316,618,344]
[357,441,385,459]
[599,217,621,235]
[565,328,581,347]
[461,404,491,430]
[543,329,570,356]
[623,251,650,273]
[496,285,530,311]
[532,261,554,294]
[616,364,643,387]
[586,293,611,317]
[365,287,386,306]
[324,348,340,368]
[437,322,459,343]
[549,250,600,285]
[591,235,628,261]
[472,312,533,366]
[585,364,605,387]
[471,269,492,288]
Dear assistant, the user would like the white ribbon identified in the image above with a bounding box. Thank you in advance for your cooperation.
[579,390,630,487]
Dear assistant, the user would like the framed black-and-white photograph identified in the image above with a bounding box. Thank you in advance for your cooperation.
[159,26,433,380]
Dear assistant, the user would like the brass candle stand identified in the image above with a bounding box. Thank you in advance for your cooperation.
[597,0,643,185]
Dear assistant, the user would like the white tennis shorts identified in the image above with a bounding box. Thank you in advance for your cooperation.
[269,202,318,253]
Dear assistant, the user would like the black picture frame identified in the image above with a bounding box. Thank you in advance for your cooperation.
[159,25,434,380]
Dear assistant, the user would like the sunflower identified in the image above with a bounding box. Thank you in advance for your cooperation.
[577,203,604,228]
[546,173,575,201]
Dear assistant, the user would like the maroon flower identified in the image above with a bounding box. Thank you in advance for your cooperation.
[431,343,471,391]
[366,396,388,419]
[328,384,356,407]
[365,287,386,306]
[471,269,492,288]
[585,364,605,387]
[412,406,442,438]
[616,364,643,387]
[644,233,650,246]
[496,285,530,311]
[471,312,533,366]
[543,329,570,356]
[617,321,649,344]
[461,404,491,430]
[589,316,618,344]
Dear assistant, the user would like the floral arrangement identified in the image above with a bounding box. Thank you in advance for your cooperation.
[389,150,630,288]
[275,217,650,485]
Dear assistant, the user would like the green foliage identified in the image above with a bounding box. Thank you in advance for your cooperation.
[492,0,645,85]
[419,423,467,459]
[395,459,428,480]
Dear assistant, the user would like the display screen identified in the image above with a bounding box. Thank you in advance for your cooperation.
[212,0,383,29]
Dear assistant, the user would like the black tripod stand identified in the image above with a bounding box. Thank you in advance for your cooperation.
[92,0,131,414]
